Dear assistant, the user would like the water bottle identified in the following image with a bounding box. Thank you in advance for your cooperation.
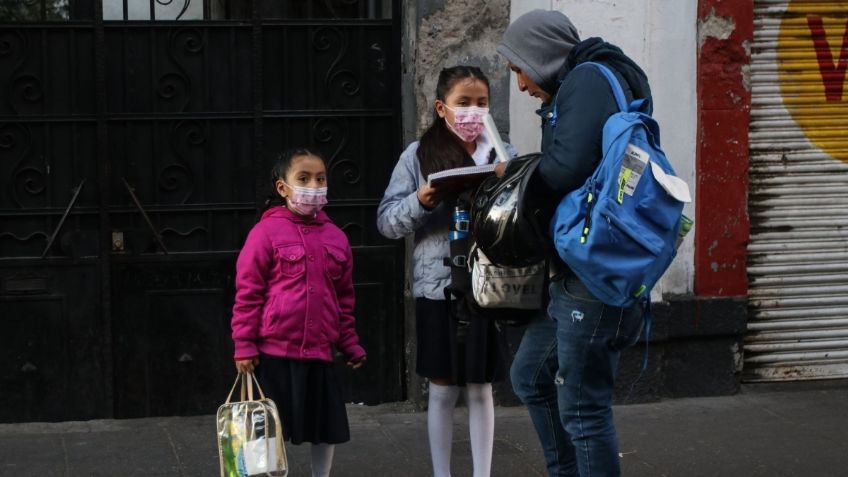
[450,205,470,242]
[449,204,472,340]
[675,214,693,249]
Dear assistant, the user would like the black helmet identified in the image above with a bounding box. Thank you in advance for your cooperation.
[471,153,549,267]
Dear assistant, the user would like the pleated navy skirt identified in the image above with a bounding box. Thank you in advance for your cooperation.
[255,354,350,445]
[415,297,506,385]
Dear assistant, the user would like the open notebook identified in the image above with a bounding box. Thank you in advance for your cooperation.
[427,114,511,189]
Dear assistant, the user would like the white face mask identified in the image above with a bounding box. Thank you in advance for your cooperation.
[444,105,489,142]
[284,183,328,217]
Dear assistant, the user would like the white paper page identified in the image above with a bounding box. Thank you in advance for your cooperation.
[650,161,692,203]
[482,114,511,163]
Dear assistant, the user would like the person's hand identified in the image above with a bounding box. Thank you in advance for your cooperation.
[347,356,366,370]
[416,183,444,209]
[494,161,508,178]
[235,358,259,374]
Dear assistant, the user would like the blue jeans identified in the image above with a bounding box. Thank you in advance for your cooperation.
[511,274,643,477]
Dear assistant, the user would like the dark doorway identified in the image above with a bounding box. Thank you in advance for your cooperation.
[0,0,404,422]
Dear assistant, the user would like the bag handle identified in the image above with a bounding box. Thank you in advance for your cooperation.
[224,372,268,404]
[225,374,240,404]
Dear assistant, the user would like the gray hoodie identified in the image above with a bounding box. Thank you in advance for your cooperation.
[496,9,580,95]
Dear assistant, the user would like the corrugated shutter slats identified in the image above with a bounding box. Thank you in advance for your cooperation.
[746,0,848,381]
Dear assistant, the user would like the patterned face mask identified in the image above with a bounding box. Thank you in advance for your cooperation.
[284,183,328,217]
[444,105,489,142]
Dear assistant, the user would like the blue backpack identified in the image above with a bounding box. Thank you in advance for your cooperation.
[550,62,691,308]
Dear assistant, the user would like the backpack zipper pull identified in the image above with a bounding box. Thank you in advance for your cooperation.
[580,182,595,244]
[617,169,632,204]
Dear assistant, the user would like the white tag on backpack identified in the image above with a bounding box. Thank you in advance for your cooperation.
[650,161,692,203]
[619,144,649,197]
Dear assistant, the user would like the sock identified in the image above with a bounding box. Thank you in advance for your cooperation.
[464,383,494,477]
[428,382,461,477]
[310,443,335,477]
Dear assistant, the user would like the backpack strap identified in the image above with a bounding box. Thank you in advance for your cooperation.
[577,62,660,146]
[641,298,652,371]
[574,62,629,113]
[550,61,645,127]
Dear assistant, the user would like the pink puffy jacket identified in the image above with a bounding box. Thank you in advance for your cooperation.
[231,206,366,363]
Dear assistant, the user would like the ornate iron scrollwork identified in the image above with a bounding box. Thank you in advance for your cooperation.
[156,72,190,106]
[158,163,193,202]
[1,30,44,114]
[1,122,46,208]
[157,28,204,112]
[0,122,30,159]
[0,29,26,60]
[0,231,49,248]
[312,117,347,157]
[10,74,43,106]
[313,26,361,102]
[13,166,45,196]
[160,226,209,250]
[328,158,361,186]
[171,27,204,54]
[160,119,204,204]
[156,0,192,21]
[311,117,360,187]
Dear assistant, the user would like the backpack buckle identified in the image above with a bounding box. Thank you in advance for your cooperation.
[451,255,467,268]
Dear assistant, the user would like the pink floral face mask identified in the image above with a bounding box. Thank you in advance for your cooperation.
[284,183,328,217]
[444,105,489,143]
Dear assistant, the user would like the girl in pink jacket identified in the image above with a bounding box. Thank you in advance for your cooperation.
[231,148,366,477]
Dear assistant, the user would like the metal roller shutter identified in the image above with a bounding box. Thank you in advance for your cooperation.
[747,0,848,381]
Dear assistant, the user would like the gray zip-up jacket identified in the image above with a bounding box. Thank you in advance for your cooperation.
[377,139,517,300]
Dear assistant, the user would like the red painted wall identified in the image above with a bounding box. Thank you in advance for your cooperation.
[695,0,753,296]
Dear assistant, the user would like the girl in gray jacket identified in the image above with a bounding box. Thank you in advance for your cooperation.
[377,65,516,477]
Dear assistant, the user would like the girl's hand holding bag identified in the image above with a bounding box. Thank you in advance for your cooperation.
[217,372,288,477]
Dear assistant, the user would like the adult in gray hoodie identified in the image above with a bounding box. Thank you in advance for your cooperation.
[496,10,650,477]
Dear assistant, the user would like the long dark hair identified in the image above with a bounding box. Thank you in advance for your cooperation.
[264,147,326,210]
[417,65,490,178]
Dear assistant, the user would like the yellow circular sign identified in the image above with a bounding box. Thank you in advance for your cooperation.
[779,2,848,162]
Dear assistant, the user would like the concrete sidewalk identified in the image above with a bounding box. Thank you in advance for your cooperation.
[1,382,846,476]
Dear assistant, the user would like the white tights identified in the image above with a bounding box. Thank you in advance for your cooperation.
[310,443,334,477]
[427,382,495,477]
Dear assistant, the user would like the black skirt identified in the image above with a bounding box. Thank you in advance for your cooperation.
[415,297,506,385]
[255,354,350,445]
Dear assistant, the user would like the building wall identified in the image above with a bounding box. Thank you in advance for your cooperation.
[696,0,752,297]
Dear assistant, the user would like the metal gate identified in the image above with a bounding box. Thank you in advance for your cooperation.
[0,0,404,422]
[746,0,848,381]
